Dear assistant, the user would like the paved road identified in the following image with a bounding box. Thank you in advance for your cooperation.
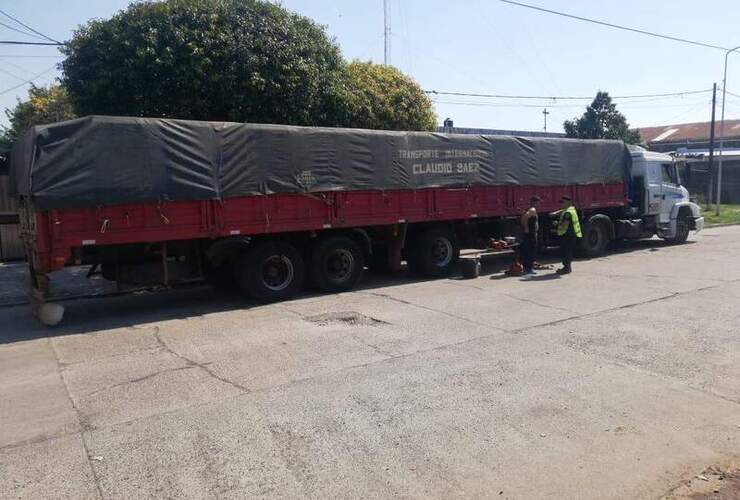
[2,227,739,499]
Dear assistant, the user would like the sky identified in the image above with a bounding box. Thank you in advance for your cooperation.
[2,0,740,133]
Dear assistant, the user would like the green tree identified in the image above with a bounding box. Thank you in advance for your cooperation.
[61,0,348,126]
[563,91,641,144]
[343,61,436,131]
[1,84,75,148]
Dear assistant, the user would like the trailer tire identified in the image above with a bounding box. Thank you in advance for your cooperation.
[235,241,304,302]
[407,227,460,277]
[579,218,610,257]
[309,236,365,293]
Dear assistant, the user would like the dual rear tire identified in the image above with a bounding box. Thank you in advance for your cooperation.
[232,236,365,302]
[235,241,305,302]
[215,226,459,301]
[308,236,365,292]
[406,227,460,277]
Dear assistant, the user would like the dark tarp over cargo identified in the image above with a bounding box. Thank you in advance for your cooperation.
[10,116,631,210]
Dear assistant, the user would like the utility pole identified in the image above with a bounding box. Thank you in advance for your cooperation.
[383,0,391,65]
[542,108,550,132]
[716,45,740,216]
[707,82,717,205]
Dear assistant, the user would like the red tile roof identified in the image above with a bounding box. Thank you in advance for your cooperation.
[637,120,740,143]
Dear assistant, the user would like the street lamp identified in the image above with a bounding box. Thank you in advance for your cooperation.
[715,45,740,216]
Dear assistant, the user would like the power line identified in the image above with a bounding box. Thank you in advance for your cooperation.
[424,89,712,101]
[0,65,30,83]
[474,0,554,96]
[508,6,563,95]
[0,64,58,96]
[0,40,64,46]
[0,54,62,58]
[0,57,53,81]
[395,31,490,87]
[642,100,715,128]
[0,9,61,44]
[610,99,712,110]
[0,20,47,41]
[430,98,710,110]
[497,0,728,51]
[430,92,711,108]
[431,99,584,109]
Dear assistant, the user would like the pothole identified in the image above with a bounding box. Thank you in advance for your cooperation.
[305,311,388,327]
[662,466,740,499]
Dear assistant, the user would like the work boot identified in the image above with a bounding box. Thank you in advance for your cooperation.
[556,267,571,275]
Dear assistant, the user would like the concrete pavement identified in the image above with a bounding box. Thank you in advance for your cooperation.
[1,226,739,499]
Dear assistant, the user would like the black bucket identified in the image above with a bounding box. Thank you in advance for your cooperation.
[461,257,481,279]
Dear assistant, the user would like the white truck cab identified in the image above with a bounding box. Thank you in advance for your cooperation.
[628,147,704,243]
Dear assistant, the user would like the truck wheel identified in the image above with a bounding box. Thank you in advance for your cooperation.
[667,211,690,244]
[579,219,610,257]
[236,241,304,302]
[310,236,365,292]
[407,227,460,277]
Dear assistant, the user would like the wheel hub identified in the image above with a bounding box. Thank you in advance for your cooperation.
[261,255,294,291]
[431,237,453,267]
[589,229,599,246]
[326,249,354,283]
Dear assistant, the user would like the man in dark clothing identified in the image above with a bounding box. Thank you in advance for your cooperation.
[555,196,582,274]
[520,196,541,275]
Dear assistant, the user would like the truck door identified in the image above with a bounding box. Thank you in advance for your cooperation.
[645,162,663,216]
[659,162,682,222]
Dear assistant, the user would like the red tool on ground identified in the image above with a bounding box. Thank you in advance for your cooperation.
[505,258,524,276]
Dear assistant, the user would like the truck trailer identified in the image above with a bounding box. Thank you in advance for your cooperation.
[10,116,704,325]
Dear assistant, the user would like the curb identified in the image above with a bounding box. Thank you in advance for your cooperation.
[704,222,740,228]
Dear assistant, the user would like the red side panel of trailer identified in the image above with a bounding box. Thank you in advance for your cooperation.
[27,182,627,273]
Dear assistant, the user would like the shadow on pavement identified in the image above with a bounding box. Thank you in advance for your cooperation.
[608,238,696,255]
[518,273,563,282]
[0,286,251,344]
[0,237,686,343]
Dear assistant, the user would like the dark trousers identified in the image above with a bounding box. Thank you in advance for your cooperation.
[520,235,537,271]
[561,236,575,271]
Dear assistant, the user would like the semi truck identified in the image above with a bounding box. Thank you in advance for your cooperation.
[10,116,703,325]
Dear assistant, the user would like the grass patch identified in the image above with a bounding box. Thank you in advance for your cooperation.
[701,204,740,225]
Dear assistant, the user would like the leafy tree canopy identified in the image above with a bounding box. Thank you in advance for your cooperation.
[563,91,641,144]
[343,61,436,131]
[61,0,348,126]
[2,1,437,144]
[1,85,75,149]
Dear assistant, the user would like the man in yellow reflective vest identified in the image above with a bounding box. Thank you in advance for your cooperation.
[555,196,582,275]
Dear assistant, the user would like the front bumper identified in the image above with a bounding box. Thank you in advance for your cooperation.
[692,216,705,233]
